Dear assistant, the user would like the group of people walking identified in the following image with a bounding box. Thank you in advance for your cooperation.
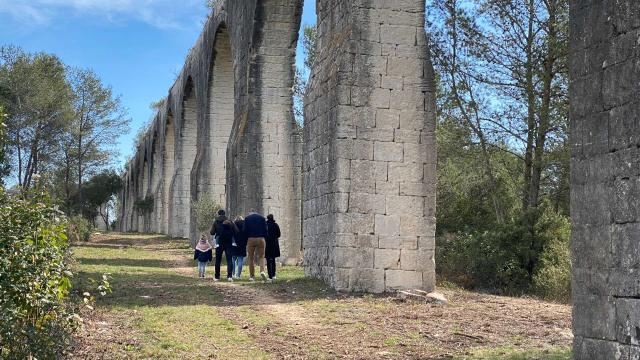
[194,209,281,282]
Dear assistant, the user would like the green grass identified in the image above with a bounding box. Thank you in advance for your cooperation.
[72,235,266,359]
[242,265,333,299]
[455,346,571,360]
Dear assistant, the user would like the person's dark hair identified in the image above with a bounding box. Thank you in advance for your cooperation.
[218,209,225,216]
[267,214,274,221]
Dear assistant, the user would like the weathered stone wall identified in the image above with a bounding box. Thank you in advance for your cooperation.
[303,0,437,293]
[118,0,433,291]
[118,1,304,258]
[570,1,640,358]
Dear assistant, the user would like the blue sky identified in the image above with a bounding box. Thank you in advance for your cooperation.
[0,0,317,168]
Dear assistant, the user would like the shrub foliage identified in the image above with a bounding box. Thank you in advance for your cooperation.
[0,189,76,358]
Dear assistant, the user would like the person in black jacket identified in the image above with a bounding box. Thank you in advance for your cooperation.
[210,209,238,282]
[194,234,213,278]
[265,214,281,281]
[231,216,248,279]
[244,209,268,281]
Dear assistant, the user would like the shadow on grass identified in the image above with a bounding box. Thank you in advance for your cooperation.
[77,271,224,308]
[76,257,180,269]
[84,235,189,249]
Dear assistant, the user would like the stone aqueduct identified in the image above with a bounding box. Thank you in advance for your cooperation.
[118,0,640,357]
[119,0,437,293]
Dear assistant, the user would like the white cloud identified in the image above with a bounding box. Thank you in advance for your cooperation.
[0,0,207,30]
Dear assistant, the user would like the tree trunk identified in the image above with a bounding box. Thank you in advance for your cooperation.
[522,0,536,211]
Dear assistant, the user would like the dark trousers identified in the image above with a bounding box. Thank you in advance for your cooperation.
[266,257,277,279]
[215,246,233,279]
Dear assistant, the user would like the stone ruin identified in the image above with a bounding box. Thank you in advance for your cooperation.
[117,1,640,356]
[118,0,436,293]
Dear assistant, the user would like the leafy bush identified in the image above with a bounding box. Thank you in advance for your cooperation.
[532,210,571,302]
[436,202,571,301]
[0,189,76,358]
[193,194,221,233]
[68,215,92,242]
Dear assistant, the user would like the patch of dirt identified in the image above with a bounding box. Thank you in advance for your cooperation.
[69,309,143,359]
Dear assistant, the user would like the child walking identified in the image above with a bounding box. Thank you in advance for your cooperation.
[194,234,213,278]
[265,214,281,282]
[232,216,248,279]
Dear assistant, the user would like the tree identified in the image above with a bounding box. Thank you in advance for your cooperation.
[65,68,129,206]
[78,170,123,227]
[293,24,317,124]
[0,46,73,190]
[0,105,9,184]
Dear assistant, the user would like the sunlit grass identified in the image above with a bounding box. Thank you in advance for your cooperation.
[72,235,265,359]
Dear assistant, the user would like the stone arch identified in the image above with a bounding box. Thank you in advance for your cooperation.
[163,110,176,236]
[226,0,303,264]
[173,78,198,239]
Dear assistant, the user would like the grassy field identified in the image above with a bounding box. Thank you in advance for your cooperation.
[69,233,572,359]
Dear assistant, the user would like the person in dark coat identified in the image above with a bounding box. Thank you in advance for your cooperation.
[265,214,281,281]
[244,209,268,281]
[210,209,238,282]
[231,216,248,279]
[194,234,213,278]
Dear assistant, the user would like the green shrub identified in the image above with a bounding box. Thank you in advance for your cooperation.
[193,194,221,233]
[68,215,92,242]
[532,209,571,302]
[0,189,76,358]
[436,202,571,301]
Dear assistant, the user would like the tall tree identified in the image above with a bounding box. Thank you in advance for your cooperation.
[0,46,73,190]
[428,0,569,217]
[66,68,129,205]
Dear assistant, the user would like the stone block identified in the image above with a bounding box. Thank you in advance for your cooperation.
[379,234,401,249]
[376,109,400,128]
[400,249,418,270]
[387,57,423,77]
[400,216,433,236]
[617,298,640,345]
[573,337,629,360]
[350,268,385,293]
[374,248,400,269]
[400,236,418,250]
[375,214,401,236]
[349,192,386,214]
[334,247,374,269]
[381,76,403,90]
[612,177,639,224]
[572,295,617,341]
[370,88,391,109]
[386,195,423,215]
[380,25,416,45]
[385,269,423,290]
[611,224,640,268]
[376,181,399,195]
[388,163,423,182]
[374,142,404,162]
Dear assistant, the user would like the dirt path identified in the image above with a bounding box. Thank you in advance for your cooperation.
[70,233,572,360]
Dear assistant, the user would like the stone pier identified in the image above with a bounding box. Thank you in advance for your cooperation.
[570,0,640,358]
